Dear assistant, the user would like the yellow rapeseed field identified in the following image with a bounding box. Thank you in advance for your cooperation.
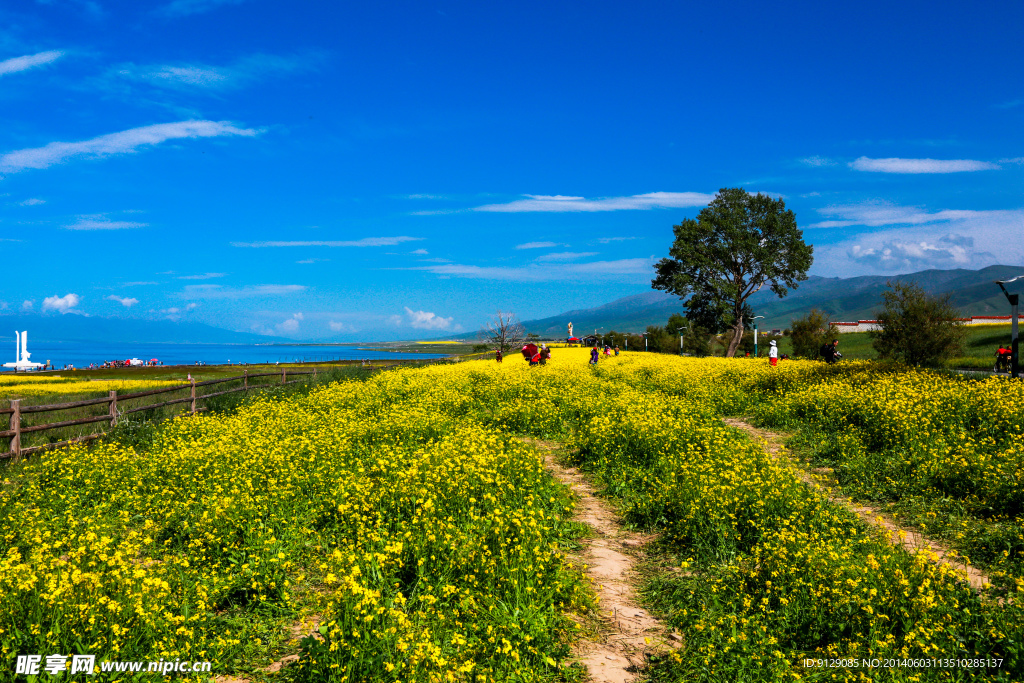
[1,375,183,398]
[0,349,1020,681]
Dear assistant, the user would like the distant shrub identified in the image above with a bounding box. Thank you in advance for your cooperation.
[871,280,966,367]
[790,309,831,359]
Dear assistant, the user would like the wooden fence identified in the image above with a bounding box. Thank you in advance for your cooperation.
[0,367,315,462]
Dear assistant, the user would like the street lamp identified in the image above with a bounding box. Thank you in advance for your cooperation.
[747,315,765,357]
[642,332,648,352]
[996,275,1023,378]
[676,326,688,355]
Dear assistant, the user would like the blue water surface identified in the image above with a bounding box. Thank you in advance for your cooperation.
[0,341,445,370]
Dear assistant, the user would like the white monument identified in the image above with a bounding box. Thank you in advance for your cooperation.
[3,331,45,371]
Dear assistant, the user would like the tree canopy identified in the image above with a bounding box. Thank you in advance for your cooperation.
[652,187,813,357]
[871,280,966,366]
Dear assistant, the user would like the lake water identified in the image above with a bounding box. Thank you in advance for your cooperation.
[0,341,445,370]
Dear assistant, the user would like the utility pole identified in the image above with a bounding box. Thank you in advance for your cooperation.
[749,315,765,357]
[996,276,1022,379]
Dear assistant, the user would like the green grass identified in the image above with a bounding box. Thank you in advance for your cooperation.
[768,324,1019,367]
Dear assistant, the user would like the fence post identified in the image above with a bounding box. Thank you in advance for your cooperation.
[244,369,248,390]
[190,379,196,414]
[10,399,21,462]
[282,367,286,384]
[109,390,118,428]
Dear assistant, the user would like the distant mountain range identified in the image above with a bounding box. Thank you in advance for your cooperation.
[517,264,1024,336]
[7,265,1022,346]
[0,313,286,344]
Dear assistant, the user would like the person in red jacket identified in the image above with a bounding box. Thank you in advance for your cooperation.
[996,345,1012,373]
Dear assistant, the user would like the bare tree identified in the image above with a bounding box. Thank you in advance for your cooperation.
[481,310,525,353]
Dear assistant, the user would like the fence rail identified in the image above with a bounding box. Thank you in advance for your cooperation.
[1,357,457,462]
[1,367,316,462]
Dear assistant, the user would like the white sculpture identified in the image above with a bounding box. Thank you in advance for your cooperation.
[3,331,45,371]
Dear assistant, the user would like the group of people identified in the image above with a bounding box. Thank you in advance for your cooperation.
[589,345,619,364]
[493,342,626,366]
[491,337,847,368]
[523,344,552,366]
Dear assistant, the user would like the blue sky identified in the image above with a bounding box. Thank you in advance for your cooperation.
[1,0,1021,340]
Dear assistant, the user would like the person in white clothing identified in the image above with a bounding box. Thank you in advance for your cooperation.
[768,340,779,367]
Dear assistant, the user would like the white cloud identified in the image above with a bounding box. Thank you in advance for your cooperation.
[410,248,429,255]
[21,300,33,312]
[810,203,1024,277]
[0,120,259,172]
[414,257,657,283]
[475,191,715,213]
[123,281,159,286]
[180,284,306,299]
[800,156,837,167]
[106,295,139,308]
[275,312,303,333]
[176,272,225,280]
[328,320,346,332]
[160,0,247,16]
[296,258,329,264]
[809,201,1017,229]
[0,50,63,77]
[118,64,230,88]
[232,236,421,248]
[19,198,45,206]
[848,157,1000,173]
[597,236,637,244]
[848,235,974,270]
[113,53,310,91]
[535,251,599,262]
[524,194,584,201]
[516,241,563,250]
[404,307,453,330]
[406,194,445,199]
[1000,157,1024,165]
[186,303,198,310]
[65,218,148,230]
[42,293,80,314]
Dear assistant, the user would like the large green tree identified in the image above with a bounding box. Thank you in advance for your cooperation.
[652,188,813,357]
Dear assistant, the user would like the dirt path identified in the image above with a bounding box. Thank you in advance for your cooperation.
[523,438,677,683]
[722,417,992,592]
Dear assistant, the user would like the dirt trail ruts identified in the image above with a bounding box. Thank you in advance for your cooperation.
[213,615,322,681]
[523,438,677,683]
[722,417,992,592]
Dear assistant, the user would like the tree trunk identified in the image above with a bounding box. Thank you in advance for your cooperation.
[726,320,744,357]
